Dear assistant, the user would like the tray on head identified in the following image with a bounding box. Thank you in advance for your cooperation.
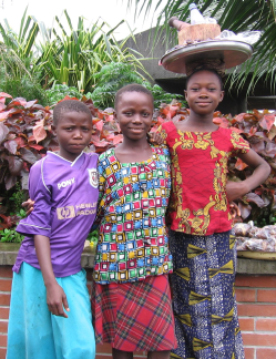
[237,251,276,261]
[161,40,253,74]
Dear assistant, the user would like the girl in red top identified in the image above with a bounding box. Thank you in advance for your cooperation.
[157,68,270,359]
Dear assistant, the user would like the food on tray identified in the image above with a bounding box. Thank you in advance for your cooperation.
[233,223,276,252]
[169,3,221,45]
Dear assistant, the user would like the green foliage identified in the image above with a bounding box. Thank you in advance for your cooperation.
[254,208,276,227]
[91,62,143,108]
[86,229,99,247]
[45,84,82,106]
[0,228,24,243]
[0,183,26,242]
[146,83,184,109]
[0,8,148,97]
[91,62,184,109]
[0,69,47,105]
[7,183,27,221]
[0,9,39,74]
[0,9,44,102]
[37,11,146,93]
[0,8,39,65]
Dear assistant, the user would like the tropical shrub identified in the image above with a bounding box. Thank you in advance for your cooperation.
[37,12,147,93]
[45,84,82,106]
[0,93,275,241]
[0,70,47,105]
[0,9,148,97]
[0,228,24,243]
[0,92,121,234]
[0,182,26,243]
[0,9,45,104]
[213,111,276,226]
[90,62,185,109]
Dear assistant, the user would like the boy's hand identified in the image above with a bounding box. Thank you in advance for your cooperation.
[46,281,70,318]
[226,181,248,203]
[22,198,35,215]
[148,132,164,145]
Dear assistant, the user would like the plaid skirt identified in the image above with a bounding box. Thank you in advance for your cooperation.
[169,230,245,359]
[91,274,177,352]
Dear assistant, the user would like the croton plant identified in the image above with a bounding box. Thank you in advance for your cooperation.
[0,93,275,232]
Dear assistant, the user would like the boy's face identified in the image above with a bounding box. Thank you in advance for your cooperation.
[185,70,224,115]
[114,91,153,142]
[52,111,92,162]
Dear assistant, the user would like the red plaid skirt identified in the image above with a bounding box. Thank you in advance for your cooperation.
[91,274,177,352]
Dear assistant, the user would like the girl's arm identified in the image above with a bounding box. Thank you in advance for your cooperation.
[148,132,164,145]
[22,199,34,215]
[226,149,271,202]
[34,235,69,318]
[91,157,107,231]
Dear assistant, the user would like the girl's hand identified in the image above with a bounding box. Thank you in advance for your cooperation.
[229,202,241,219]
[226,181,248,203]
[22,198,35,215]
[46,281,70,318]
[148,132,164,145]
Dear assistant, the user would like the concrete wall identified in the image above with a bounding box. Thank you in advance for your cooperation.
[0,265,147,359]
[1,254,276,358]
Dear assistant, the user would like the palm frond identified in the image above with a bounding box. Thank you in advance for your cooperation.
[125,0,276,94]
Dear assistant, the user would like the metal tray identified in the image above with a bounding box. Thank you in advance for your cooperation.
[237,251,276,261]
[160,40,253,74]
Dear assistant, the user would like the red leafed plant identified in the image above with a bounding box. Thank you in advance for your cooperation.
[0,94,275,232]
[213,110,276,226]
[0,94,122,230]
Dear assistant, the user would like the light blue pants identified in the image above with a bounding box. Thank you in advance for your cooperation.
[7,262,95,359]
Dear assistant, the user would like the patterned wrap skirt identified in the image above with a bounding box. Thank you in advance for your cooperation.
[91,274,177,352]
[169,230,245,359]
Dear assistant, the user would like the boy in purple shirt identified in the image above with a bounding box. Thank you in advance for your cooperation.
[7,100,99,359]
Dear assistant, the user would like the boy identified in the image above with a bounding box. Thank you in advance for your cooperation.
[7,100,98,359]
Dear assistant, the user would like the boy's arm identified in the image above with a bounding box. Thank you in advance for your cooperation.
[226,149,271,202]
[34,235,69,317]
[17,160,52,237]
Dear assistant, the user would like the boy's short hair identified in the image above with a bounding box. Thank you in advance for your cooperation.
[186,68,224,90]
[53,100,92,126]
[114,84,154,109]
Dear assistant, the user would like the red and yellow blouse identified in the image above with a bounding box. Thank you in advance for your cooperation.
[159,122,250,236]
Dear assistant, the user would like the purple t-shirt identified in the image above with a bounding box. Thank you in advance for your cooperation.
[14,151,99,277]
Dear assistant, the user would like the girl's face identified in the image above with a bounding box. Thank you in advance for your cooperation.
[114,91,153,142]
[185,70,224,115]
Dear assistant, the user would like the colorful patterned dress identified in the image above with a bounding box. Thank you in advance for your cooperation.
[91,145,177,352]
[159,122,250,359]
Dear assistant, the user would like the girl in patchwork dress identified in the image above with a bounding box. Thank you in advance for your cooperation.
[157,69,270,359]
[91,84,177,359]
